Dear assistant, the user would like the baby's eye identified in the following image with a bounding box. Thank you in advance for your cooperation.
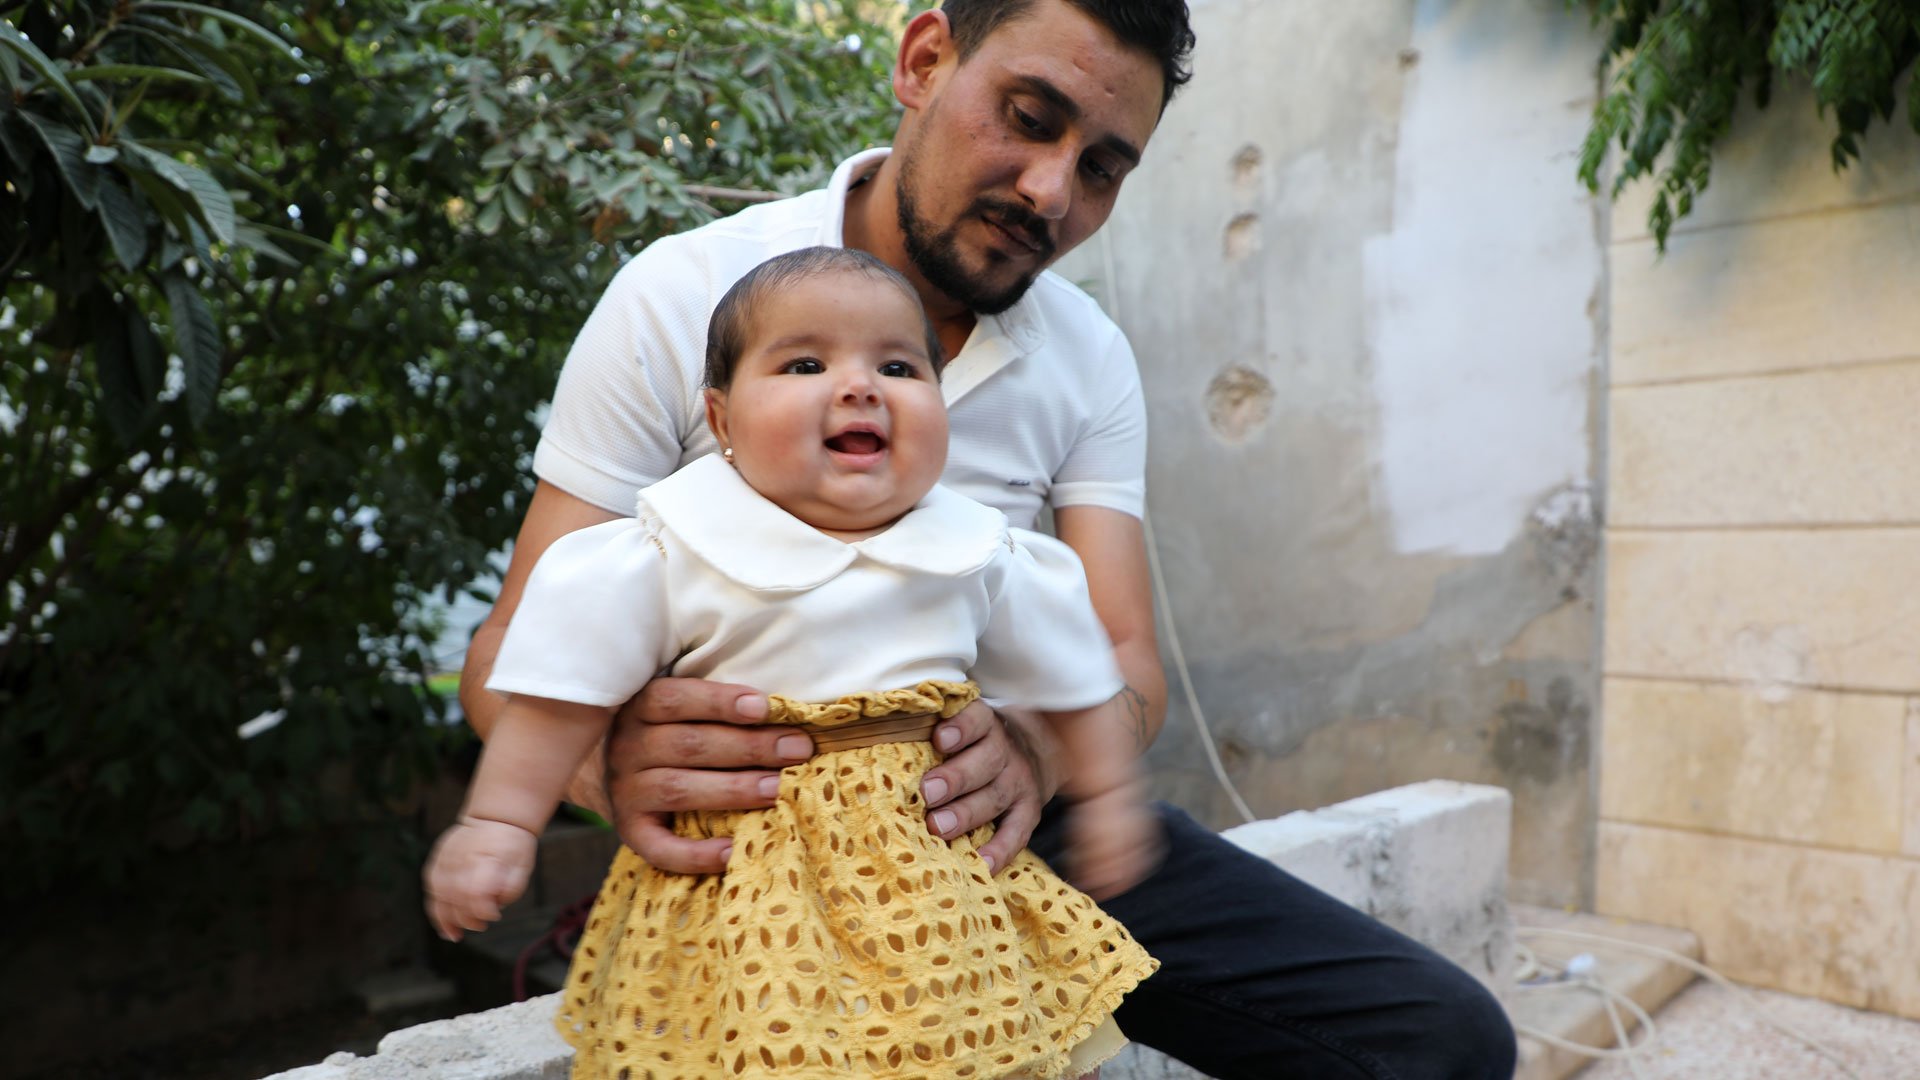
[879,360,919,378]
[780,358,824,375]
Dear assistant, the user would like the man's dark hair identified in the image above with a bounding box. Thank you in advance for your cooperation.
[705,246,946,389]
[940,0,1195,108]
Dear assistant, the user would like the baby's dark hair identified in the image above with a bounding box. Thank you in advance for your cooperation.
[940,0,1195,109]
[704,247,946,390]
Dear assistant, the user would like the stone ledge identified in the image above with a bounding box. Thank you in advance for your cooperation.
[1106,780,1514,1080]
[265,781,1515,1080]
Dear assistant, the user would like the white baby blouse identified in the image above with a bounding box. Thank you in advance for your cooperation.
[486,454,1124,711]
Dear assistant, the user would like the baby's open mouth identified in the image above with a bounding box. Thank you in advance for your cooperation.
[825,430,886,454]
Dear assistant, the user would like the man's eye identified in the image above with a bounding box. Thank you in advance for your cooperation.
[1011,106,1047,135]
[1084,157,1116,183]
[879,360,918,378]
[781,358,824,374]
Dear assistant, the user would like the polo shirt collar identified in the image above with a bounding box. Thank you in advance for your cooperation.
[640,454,1009,592]
[817,148,1045,369]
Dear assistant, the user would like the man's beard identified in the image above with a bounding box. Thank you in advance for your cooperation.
[895,153,1055,317]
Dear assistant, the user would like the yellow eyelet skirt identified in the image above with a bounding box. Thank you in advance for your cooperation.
[555,680,1158,1079]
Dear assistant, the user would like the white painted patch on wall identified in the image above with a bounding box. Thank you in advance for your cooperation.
[1364,0,1603,556]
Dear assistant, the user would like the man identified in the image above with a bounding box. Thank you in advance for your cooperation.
[459,2,1517,1077]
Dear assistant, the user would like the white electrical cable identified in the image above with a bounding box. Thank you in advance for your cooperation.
[1513,926,1867,1080]
[1511,945,1659,1064]
[1097,229,1258,825]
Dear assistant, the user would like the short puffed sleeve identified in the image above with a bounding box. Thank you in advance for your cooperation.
[485,518,678,708]
[971,528,1124,711]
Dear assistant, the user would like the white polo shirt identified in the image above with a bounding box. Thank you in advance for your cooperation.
[533,148,1147,532]
[488,454,1124,709]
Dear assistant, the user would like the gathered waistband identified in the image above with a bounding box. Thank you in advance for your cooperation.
[795,710,940,754]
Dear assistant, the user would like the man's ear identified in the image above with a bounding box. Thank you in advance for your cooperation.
[704,386,731,450]
[893,9,953,110]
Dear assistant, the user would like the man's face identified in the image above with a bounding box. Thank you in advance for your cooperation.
[895,1,1165,315]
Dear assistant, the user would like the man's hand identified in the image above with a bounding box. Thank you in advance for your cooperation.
[920,701,1063,874]
[603,676,815,873]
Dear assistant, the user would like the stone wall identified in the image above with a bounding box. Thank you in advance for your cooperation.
[1052,0,1605,907]
[1596,81,1920,1016]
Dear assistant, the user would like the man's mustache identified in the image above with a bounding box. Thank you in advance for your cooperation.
[973,199,1055,259]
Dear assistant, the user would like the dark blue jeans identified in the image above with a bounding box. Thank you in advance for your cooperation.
[1027,801,1517,1080]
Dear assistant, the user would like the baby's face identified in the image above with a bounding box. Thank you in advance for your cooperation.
[708,271,949,537]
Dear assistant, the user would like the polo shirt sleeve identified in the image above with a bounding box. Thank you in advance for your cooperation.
[532,239,708,514]
[1048,326,1147,518]
[485,518,678,708]
[971,529,1124,711]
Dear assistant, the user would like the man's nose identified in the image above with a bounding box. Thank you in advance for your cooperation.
[1015,146,1075,221]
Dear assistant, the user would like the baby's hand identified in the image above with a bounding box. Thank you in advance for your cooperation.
[424,817,537,941]
[1066,781,1159,900]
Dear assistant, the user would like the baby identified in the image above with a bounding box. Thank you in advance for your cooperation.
[425,246,1158,1078]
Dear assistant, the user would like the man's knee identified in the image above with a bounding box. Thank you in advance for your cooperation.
[1417,963,1517,1080]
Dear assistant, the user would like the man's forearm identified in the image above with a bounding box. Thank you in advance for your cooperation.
[1111,637,1168,753]
[457,620,510,741]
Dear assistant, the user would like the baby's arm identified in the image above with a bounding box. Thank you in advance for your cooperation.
[1044,696,1158,900]
[426,695,613,940]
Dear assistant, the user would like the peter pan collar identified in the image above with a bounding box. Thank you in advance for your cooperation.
[639,454,1010,592]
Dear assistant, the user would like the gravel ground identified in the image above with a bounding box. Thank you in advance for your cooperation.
[1578,979,1920,1080]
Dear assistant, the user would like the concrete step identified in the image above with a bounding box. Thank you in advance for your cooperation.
[1509,905,1702,1080]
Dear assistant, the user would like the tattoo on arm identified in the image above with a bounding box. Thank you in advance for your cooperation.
[1118,685,1152,752]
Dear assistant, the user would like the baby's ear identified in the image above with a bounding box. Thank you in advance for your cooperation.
[703,386,730,446]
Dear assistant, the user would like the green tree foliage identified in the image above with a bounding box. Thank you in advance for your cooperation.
[1577,1,1920,247]
[0,0,898,891]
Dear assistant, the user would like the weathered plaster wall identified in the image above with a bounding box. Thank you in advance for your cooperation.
[1596,77,1920,1016]
[1054,0,1605,905]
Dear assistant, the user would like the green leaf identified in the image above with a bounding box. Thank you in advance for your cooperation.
[474,198,504,235]
[243,220,338,258]
[122,140,236,244]
[66,64,213,87]
[85,143,120,164]
[93,299,148,442]
[0,115,31,177]
[136,2,306,67]
[0,22,99,138]
[0,35,19,91]
[96,176,151,269]
[232,222,299,268]
[478,142,516,170]
[125,164,199,250]
[18,109,102,211]
[163,274,222,423]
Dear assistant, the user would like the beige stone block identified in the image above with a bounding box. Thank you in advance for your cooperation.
[1611,201,1920,385]
[1604,528,1920,694]
[1907,700,1920,857]
[1611,360,1920,527]
[1596,821,1920,1017]
[1601,677,1903,852]
[1612,80,1920,245]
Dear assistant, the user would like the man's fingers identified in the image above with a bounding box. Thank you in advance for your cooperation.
[626,677,770,726]
[921,706,1011,810]
[973,796,1041,876]
[615,765,783,816]
[615,719,813,771]
[625,811,736,874]
[928,700,996,757]
[926,773,1017,842]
